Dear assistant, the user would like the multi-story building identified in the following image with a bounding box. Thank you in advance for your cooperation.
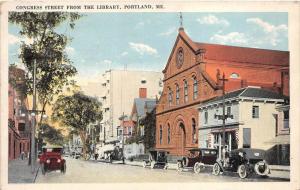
[8,66,31,160]
[99,69,163,144]
[155,27,289,156]
[198,87,288,159]
[265,104,290,165]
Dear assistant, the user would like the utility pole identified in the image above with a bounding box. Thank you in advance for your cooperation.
[122,112,125,155]
[30,60,37,173]
[219,73,228,160]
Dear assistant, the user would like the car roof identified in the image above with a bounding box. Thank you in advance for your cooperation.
[189,148,218,151]
[42,146,63,149]
[230,148,266,153]
[148,149,168,153]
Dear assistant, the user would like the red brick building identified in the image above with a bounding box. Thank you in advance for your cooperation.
[155,28,289,156]
[8,66,31,160]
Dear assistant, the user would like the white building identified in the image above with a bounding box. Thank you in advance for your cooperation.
[99,69,163,143]
[198,87,288,158]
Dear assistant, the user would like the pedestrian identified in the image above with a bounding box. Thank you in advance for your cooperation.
[95,153,99,160]
[20,151,25,160]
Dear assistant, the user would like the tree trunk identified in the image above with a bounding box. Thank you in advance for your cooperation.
[79,130,87,159]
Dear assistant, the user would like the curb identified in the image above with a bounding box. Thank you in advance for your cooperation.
[33,166,40,183]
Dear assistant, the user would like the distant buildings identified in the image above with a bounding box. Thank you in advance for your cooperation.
[155,27,289,156]
[99,69,163,144]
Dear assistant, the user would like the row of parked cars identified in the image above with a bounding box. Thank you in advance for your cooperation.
[38,146,270,179]
[141,148,270,179]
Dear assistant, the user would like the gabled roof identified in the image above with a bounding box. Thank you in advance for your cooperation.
[132,98,156,118]
[196,42,289,66]
[200,87,288,106]
[163,28,199,73]
[163,28,289,73]
[145,100,156,113]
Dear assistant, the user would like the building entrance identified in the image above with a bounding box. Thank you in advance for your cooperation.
[177,122,186,156]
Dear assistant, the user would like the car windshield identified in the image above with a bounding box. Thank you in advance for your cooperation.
[189,150,200,157]
[203,150,217,155]
[44,148,62,153]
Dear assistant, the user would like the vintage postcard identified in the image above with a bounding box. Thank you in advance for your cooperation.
[0,1,299,190]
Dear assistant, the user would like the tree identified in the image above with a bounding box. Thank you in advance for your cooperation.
[40,123,64,146]
[140,109,156,152]
[9,12,81,124]
[51,92,102,159]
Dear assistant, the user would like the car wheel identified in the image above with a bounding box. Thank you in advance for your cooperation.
[182,157,189,167]
[194,162,201,174]
[150,161,155,169]
[212,163,221,176]
[41,163,46,175]
[177,162,183,172]
[164,163,168,170]
[142,161,147,168]
[238,164,248,179]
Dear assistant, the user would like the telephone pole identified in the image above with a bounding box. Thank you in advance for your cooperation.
[30,60,37,173]
[219,73,228,160]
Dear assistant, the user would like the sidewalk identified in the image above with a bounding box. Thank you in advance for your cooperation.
[8,158,39,183]
[268,165,290,180]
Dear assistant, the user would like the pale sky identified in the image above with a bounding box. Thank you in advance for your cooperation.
[8,12,288,84]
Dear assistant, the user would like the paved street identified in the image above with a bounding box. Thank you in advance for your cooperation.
[35,157,288,183]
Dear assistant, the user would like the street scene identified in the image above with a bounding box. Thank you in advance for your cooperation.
[34,157,289,183]
[7,10,290,184]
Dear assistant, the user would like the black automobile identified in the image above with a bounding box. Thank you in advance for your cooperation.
[212,148,270,179]
[104,146,125,163]
[177,148,218,173]
[143,149,168,169]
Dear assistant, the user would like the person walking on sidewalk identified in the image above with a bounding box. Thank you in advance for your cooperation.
[20,151,25,160]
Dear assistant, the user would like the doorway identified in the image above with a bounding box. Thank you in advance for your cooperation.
[178,122,186,155]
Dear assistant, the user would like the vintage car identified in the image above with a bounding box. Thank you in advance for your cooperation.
[38,146,66,175]
[212,148,270,179]
[142,149,168,169]
[71,146,83,159]
[177,148,218,173]
[104,146,125,163]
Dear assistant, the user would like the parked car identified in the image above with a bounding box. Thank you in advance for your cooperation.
[177,148,218,173]
[143,149,168,169]
[38,146,66,175]
[212,148,270,179]
[104,146,125,163]
[71,147,83,159]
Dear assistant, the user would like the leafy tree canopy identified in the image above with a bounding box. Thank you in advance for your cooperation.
[40,123,64,146]
[9,12,81,119]
[51,92,102,157]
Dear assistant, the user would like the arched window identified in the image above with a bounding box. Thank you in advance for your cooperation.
[192,118,197,143]
[175,83,180,105]
[184,80,188,103]
[167,124,171,144]
[193,76,198,100]
[230,73,240,79]
[159,125,163,144]
[168,87,172,106]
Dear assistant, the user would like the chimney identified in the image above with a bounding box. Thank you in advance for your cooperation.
[139,88,147,98]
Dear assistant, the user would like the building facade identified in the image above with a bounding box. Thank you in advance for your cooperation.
[8,66,31,160]
[198,87,288,158]
[155,27,289,156]
[99,69,163,144]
